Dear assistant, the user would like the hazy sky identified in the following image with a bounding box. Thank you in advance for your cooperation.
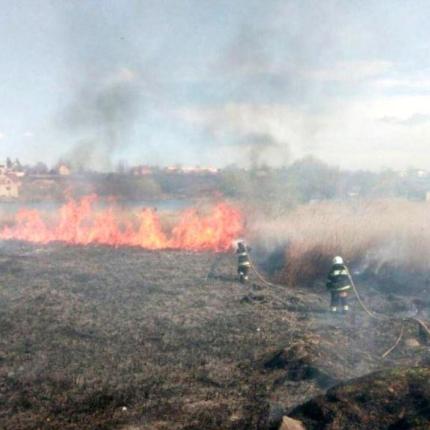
[1,0,430,170]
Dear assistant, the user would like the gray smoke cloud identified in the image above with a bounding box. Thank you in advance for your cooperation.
[32,0,427,172]
[181,18,321,168]
[238,133,290,168]
[52,2,161,172]
[58,68,141,171]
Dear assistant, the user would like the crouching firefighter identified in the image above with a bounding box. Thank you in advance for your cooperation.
[236,241,251,283]
[326,256,351,313]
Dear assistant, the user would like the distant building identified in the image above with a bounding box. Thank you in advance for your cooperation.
[0,173,20,198]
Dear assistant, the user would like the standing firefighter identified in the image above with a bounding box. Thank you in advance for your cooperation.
[236,241,251,283]
[326,256,351,313]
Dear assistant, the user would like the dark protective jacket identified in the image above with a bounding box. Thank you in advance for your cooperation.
[236,244,251,268]
[326,263,351,292]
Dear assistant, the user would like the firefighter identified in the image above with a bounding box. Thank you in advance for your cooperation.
[236,241,251,283]
[326,256,351,313]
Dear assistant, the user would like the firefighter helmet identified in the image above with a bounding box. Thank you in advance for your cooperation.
[237,241,246,251]
[235,238,245,247]
[333,256,343,265]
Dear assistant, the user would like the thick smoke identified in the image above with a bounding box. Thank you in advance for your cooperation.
[53,2,156,172]
[179,18,323,168]
[59,69,141,172]
[246,133,288,168]
[211,26,294,168]
[237,132,290,168]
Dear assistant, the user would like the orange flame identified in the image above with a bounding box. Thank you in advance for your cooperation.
[0,195,244,252]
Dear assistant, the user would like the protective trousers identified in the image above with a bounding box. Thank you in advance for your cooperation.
[330,291,349,313]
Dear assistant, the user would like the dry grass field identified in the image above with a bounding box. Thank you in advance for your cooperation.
[250,199,430,286]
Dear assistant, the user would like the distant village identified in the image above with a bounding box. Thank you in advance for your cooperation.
[0,158,221,201]
[0,159,25,199]
[2,156,430,204]
[0,159,71,200]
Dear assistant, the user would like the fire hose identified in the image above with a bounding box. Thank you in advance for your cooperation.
[345,267,430,358]
[248,258,281,289]
[247,257,430,359]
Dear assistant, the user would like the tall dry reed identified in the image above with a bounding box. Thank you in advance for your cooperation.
[250,199,430,286]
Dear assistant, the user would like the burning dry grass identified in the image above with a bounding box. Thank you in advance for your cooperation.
[251,199,430,286]
[0,196,244,252]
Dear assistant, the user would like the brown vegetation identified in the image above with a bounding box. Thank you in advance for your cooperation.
[250,199,430,286]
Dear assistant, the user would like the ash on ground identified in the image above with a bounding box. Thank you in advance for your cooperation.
[0,242,429,429]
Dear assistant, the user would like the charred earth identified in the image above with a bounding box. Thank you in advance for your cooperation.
[290,367,430,429]
[0,242,430,429]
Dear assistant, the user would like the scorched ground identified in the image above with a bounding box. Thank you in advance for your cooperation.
[1,241,430,429]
